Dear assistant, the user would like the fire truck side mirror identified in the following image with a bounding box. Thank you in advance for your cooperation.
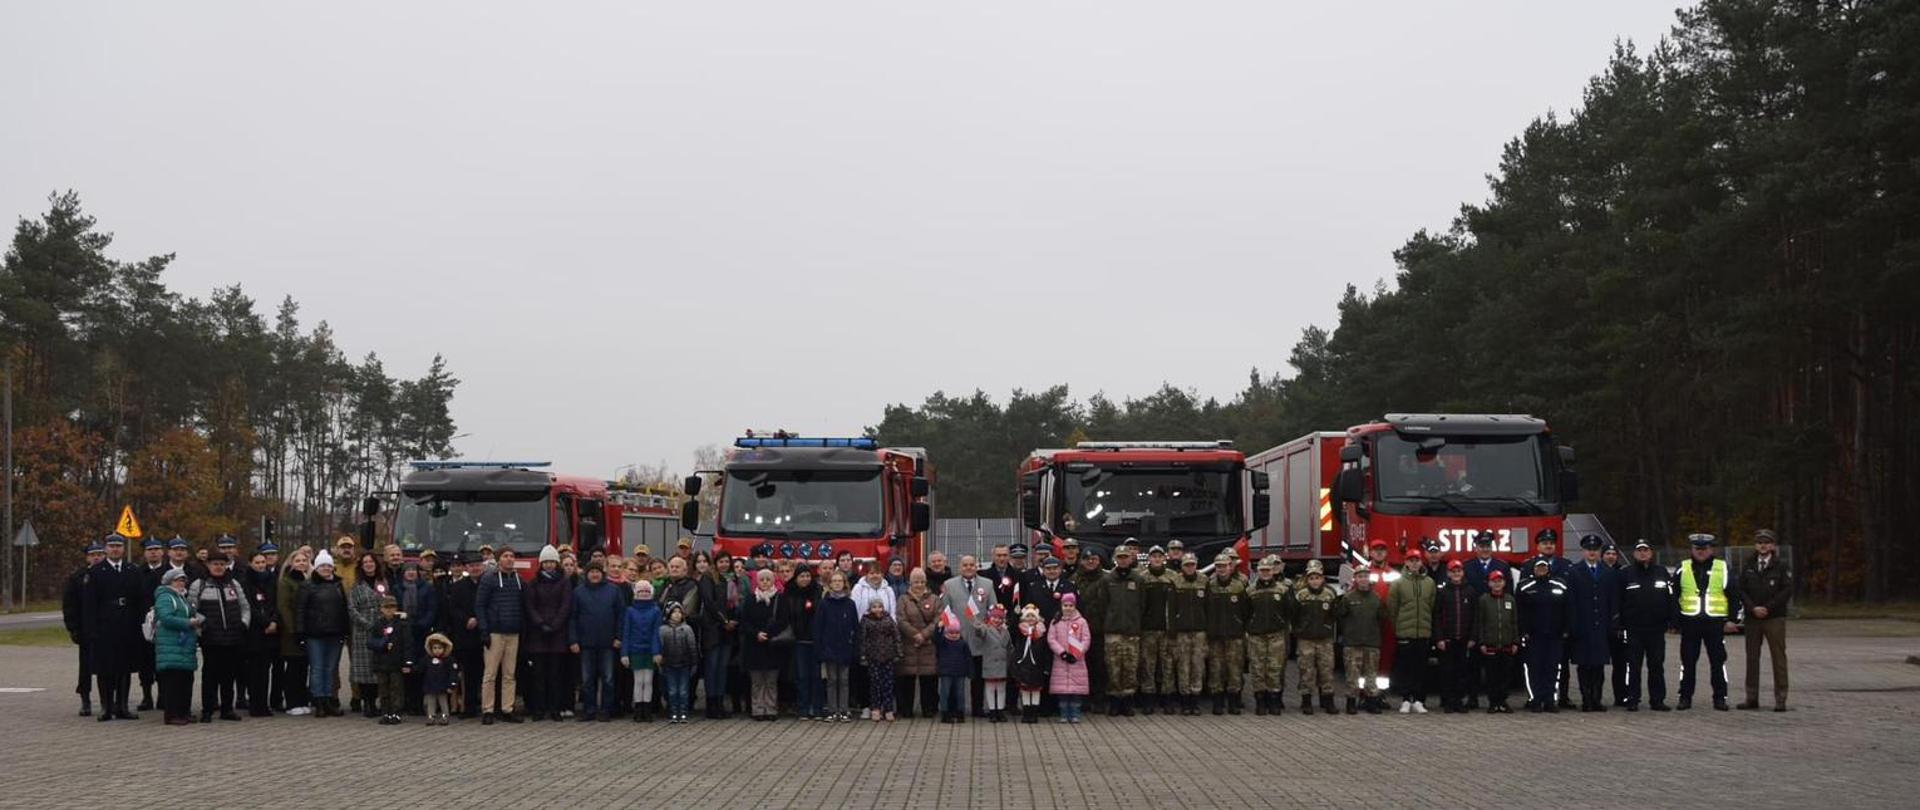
[682,475,703,497]
[1249,470,1271,491]
[911,476,930,499]
[1335,467,1364,506]
[1251,491,1272,531]
[362,497,381,518]
[679,500,700,533]
[1018,475,1043,530]
[1558,445,1576,465]
[1339,445,1362,464]
[1559,470,1579,503]
[910,502,931,534]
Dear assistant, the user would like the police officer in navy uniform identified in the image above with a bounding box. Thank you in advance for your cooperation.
[135,537,168,710]
[1515,557,1573,712]
[62,541,107,716]
[81,533,149,720]
[1526,529,1576,708]
[997,543,1030,611]
[1566,534,1620,711]
[1616,539,1677,711]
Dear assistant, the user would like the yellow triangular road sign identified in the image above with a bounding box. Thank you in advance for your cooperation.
[115,505,143,539]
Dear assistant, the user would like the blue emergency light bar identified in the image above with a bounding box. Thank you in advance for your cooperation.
[407,460,553,471]
[733,437,877,450]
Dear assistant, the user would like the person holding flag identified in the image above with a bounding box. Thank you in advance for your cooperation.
[939,554,993,717]
[1047,592,1093,723]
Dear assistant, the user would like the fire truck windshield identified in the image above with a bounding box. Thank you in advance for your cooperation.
[395,491,552,555]
[1062,467,1243,539]
[720,469,885,538]
[1372,433,1553,515]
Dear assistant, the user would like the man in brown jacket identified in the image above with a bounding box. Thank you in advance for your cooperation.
[1737,529,1792,711]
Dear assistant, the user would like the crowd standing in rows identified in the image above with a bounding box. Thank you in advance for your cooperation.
[62,526,1794,726]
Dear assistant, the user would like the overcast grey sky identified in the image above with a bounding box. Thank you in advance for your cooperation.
[2,1,1683,477]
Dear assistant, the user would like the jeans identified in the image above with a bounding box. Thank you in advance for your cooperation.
[1059,695,1083,720]
[824,663,850,715]
[579,647,615,716]
[938,675,967,715]
[307,638,343,700]
[704,643,731,707]
[794,643,822,717]
[664,666,693,716]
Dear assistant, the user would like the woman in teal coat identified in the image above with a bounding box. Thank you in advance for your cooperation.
[153,568,202,725]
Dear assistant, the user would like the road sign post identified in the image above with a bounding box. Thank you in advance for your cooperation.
[12,521,34,608]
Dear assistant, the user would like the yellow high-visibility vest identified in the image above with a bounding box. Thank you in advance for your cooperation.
[1677,558,1729,617]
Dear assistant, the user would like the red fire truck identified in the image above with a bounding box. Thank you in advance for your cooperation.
[393,461,627,578]
[1247,414,1577,578]
[680,435,933,570]
[1017,441,1271,565]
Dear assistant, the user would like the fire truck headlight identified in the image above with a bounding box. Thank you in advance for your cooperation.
[819,543,833,559]
[780,543,795,558]
[798,543,813,559]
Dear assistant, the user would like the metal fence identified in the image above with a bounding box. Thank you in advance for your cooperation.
[929,518,1024,562]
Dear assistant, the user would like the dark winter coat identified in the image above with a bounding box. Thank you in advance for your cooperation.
[781,580,822,643]
[395,577,437,655]
[1204,575,1249,639]
[368,615,415,674]
[422,644,459,694]
[812,591,861,666]
[1565,560,1620,665]
[443,574,482,651]
[62,566,88,645]
[656,576,700,625]
[1516,574,1574,642]
[242,568,282,653]
[569,578,624,649]
[1461,555,1513,595]
[1617,561,1678,631]
[1337,588,1380,648]
[296,575,350,641]
[739,592,787,672]
[276,568,308,658]
[1433,578,1477,642]
[695,574,742,652]
[522,570,575,654]
[1247,577,1291,636]
[1474,589,1520,648]
[82,559,148,650]
[1028,574,1076,623]
[474,569,526,636]
[859,613,902,666]
[658,622,699,669]
[1009,621,1052,688]
[933,628,972,677]
[1737,554,1793,621]
[1101,566,1147,635]
[1286,584,1340,641]
[1167,572,1209,633]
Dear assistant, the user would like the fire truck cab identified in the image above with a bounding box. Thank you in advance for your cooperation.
[1249,414,1577,577]
[681,435,933,571]
[393,461,624,578]
[1017,440,1271,565]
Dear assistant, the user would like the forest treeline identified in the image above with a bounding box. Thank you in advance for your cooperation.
[872,0,1920,601]
[1,192,459,598]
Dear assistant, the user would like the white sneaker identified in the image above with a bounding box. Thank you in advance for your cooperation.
[287,706,311,716]
[1399,700,1411,714]
[1413,701,1429,714]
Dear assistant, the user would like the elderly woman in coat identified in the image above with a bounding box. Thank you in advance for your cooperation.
[894,567,941,718]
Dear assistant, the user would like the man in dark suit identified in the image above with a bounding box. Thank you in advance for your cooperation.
[82,534,150,720]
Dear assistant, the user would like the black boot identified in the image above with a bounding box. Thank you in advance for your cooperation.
[1211,694,1226,715]
[1138,694,1154,716]
[1300,694,1315,715]
[79,696,93,717]
[1345,696,1358,715]
[1227,694,1243,716]
[1120,697,1134,717]
[1366,696,1383,715]
[1108,700,1123,717]
[1254,692,1269,716]
[138,686,154,712]
[1022,705,1038,724]
[1320,694,1336,715]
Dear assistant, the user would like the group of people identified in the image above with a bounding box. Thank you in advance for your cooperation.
[61,524,1795,728]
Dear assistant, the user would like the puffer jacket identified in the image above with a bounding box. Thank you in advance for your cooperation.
[658,621,699,669]
[1046,612,1092,695]
[895,588,941,676]
[621,599,663,665]
[1474,589,1520,648]
[811,590,861,666]
[569,578,624,649]
[474,568,526,636]
[152,586,200,672]
[1386,567,1437,639]
[859,613,902,666]
[190,573,251,647]
[1247,576,1291,636]
[297,574,349,641]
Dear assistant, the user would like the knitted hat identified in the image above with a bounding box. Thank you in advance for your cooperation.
[538,545,561,565]
[1060,592,1078,608]
[314,550,336,569]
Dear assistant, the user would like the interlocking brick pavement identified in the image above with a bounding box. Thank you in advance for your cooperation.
[2,621,1916,809]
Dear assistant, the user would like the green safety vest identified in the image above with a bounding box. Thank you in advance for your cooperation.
[1678,559,1729,617]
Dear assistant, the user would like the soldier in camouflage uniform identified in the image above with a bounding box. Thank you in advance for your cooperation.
[1099,545,1145,716]
[1339,566,1385,714]
[1138,546,1175,715]
[1205,552,1250,715]
[1166,554,1210,715]
[1287,560,1341,716]
[1245,556,1291,716]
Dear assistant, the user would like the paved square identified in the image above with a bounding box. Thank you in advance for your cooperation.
[2,620,1916,809]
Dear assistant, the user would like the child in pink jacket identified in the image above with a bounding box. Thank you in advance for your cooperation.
[1048,592,1092,723]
